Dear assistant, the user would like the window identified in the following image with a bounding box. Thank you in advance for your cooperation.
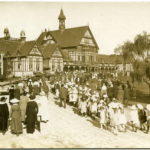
[82,56,85,62]
[36,58,40,71]
[78,56,80,61]
[52,60,55,71]
[17,57,21,71]
[90,56,93,62]
[18,63,21,71]
[29,58,33,71]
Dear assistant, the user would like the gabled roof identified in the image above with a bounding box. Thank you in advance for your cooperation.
[37,26,99,49]
[40,44,58,58]
[36,31,47,45]
[19,41,39,56]
[0,40,22,57]
[40,43,72,62]
[0,40,41,57]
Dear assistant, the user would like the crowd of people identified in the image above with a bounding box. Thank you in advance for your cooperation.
[49,71,150,135]
[0,77,50,136]
[0,70,149,137]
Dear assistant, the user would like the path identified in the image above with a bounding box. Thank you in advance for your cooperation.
[0,93,150,148]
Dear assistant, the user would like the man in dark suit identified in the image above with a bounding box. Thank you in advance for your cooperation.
[59,84,68,108]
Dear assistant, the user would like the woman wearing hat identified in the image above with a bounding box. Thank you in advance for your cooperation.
[19,92,29,123]
[36,91,50,122]
[10,98,22,136]
[108,102,120,135]
[0,97,9,135]
[26,95,38,134]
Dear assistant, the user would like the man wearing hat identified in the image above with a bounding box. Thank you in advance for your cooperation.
[9,85,15,102]
[0,97,9,135]
[59,84,68,108]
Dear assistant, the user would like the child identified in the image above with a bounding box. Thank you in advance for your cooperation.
[90,98,98,119]
[98,104,107,129]
[129,105,140,132]
[79,97,87,116]
[118,104,127,132]
[108,103,119,136]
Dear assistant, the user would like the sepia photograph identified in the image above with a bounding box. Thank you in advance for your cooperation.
[0,1,150,148]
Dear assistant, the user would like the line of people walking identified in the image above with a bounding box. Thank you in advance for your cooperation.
[49,71,150,136]
[0,77,50,136]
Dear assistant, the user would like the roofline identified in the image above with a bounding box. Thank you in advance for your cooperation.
[87,26,99,50]
[50,25,89,33]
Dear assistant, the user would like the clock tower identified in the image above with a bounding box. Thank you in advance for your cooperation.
[58,9,66,31]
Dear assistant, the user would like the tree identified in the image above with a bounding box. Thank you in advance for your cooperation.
[114,31,150,95]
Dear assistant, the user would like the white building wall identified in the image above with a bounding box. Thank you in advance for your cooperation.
[11,56,43,77]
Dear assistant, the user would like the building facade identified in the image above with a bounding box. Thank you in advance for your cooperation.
[0,9,133,78]
[0,30,43,78]
[37,9,99,72]
[41,44,64,73]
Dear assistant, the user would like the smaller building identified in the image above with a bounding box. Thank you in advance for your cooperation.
[97,54,133,75]
[40,44,64,74]
[0,39,43,77]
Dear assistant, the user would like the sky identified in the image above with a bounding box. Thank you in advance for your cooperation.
[0,2,150,54]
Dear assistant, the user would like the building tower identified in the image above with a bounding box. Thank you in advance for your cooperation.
[20,30,26,42]
[4,28,10,40]
[58,9,66,31]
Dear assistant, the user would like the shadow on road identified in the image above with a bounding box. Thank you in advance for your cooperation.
[86,119,100,129]
[72,107,79,116]
[54,100,61,107]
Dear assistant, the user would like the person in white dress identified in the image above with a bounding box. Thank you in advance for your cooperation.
[36,91,50,123]
[118,104,127,132]
[98,103,107,129]
[90,97,97,119]
[108,101,120,135]
[129,105,140,132]
[79,97,87,116]
[101,83,107,96]
[69,85,78,106]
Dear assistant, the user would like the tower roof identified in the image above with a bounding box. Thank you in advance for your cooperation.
[20,30,26,37]
[58,9,66,20]
[4,28,9,34]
